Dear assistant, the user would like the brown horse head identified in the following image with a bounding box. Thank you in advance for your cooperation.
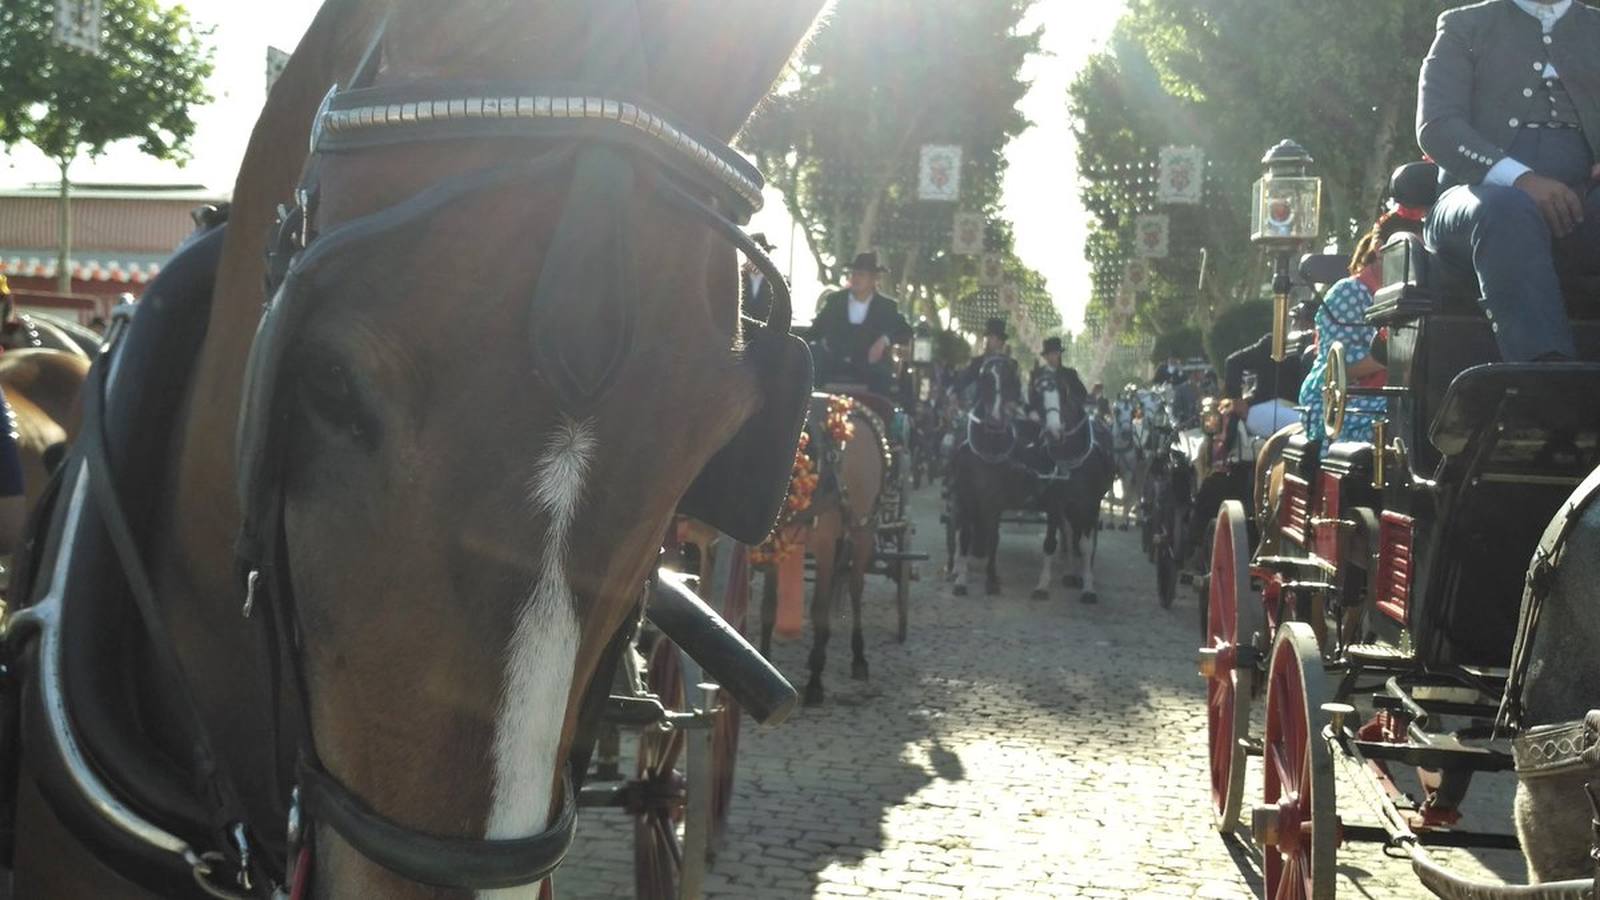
[242,2,831,897]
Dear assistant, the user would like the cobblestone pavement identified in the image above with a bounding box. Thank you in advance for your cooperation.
[560,486,1527,899]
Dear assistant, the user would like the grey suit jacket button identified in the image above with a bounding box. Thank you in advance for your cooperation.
[1509,117,1520,128]
[1544,35,1553,44]
[1535,61,1545,70]
[1525,88,1535,98]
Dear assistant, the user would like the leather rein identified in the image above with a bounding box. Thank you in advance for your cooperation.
[10,16,796,900]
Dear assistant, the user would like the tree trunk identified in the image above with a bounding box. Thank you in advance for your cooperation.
[856,189,884,256]
[1361,96,1406,224]
[56,158,72,295]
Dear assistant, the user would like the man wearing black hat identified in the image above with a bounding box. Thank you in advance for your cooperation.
[1030,336,1088,411]
[811,251,913,395]
[956,317,1022,406]
[741,233,780,322]
[1223,297,1315,437]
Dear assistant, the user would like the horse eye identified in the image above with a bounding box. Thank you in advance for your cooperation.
[299,360,377,447]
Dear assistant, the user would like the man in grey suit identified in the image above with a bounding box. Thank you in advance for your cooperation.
[1419,0,1600,361]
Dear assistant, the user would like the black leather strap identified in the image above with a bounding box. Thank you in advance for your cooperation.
[297,759,577,890]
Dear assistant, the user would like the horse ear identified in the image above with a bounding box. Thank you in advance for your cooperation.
[637,0,833,138]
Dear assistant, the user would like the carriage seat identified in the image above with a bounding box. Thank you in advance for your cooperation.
[1429,363,1600,463]
[1299,253,1352,289]
[1281,433,1321,481]
[1323,441,1374,471]
[1372,226,1600,324]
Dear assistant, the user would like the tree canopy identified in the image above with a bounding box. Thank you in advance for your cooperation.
[0,0,214,167]
[742,0,1050,333]
[1069,0,1439,361]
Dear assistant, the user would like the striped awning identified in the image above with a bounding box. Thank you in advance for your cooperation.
[0,255,160,284]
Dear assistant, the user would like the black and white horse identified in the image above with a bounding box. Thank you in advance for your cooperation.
[950,357,1032,596]
[1030,369,1118,603]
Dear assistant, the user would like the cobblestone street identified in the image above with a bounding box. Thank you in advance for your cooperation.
[561,485,1527,899]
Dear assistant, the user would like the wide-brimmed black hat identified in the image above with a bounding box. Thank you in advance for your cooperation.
[750,232,777,253]
[984,317,1007,339]
[848,251,888,273]
[1042,336,1064,355]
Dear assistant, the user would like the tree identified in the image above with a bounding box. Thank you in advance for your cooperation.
[0,0,214,292]
[741,0,1041,327]
[1069,0,1439,346]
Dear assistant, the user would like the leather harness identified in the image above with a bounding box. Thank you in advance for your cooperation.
[3,9,804,898]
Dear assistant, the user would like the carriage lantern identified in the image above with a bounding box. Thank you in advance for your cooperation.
[912,319,935,366]
[1251,140,1323,362]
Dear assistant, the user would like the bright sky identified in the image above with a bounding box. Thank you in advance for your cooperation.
[0,0,1121,328]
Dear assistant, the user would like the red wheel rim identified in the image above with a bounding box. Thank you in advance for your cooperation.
[1264,634,1312,900]
[710,546,749,844]
[634,639,687,900]
[1207,509,1239,817]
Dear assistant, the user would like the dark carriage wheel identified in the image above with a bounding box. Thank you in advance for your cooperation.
[894,530,911,644]
[635,639,688,900]
[1197,520,1216,639]
[1201,501,1258,833]
[1256,622,1338,900]
[1157,544,1178,609]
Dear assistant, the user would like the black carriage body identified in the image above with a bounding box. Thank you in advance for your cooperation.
[1369,239,1600,669]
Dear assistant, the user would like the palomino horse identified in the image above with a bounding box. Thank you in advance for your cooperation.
[2,2,828,898]
[1030,369,1116,603]
[795,396,888,706]
[950,357,1032,596]
[0,349,89,516]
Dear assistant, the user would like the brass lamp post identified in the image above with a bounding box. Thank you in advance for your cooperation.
[1251,140,1324,361]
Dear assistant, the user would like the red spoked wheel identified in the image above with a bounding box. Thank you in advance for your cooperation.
[635,638,687,900]
[1255,622,1338,900]
[708,545,749,851]
[1202,500,1258,832]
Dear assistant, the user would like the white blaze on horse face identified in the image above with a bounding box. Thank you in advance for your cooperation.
[484,417,596,899]
[1043,384,1062,436]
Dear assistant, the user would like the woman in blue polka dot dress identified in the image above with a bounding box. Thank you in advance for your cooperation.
[1300,209,1425,453]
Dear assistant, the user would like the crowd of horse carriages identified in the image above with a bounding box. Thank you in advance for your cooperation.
[1105,146,1600,898]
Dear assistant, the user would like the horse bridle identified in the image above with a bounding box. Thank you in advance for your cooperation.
[4,14,797,899]
[233,18,801,896]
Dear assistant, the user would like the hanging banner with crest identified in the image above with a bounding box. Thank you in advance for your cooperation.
[918,145,963,203]
[999,282,1022,315]
[53,0,103,55]
[1123,259,1151,294]
[979,252,1005,288]
[1158,146,1206,205]
[952,212,985,256]
[1134,214,1170,258]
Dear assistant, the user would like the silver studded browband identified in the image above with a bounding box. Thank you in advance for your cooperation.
[1512,715,1600,779]
[316,94,765,214]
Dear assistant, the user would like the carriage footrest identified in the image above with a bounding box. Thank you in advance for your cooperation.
[1252,556,1328,572]
[879,550,930,563]
[1350,736,1515,773]
[1345,642,1415,665]
[1277,580,1337,594]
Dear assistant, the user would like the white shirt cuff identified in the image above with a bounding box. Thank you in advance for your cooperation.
[1484,156,1532,187]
